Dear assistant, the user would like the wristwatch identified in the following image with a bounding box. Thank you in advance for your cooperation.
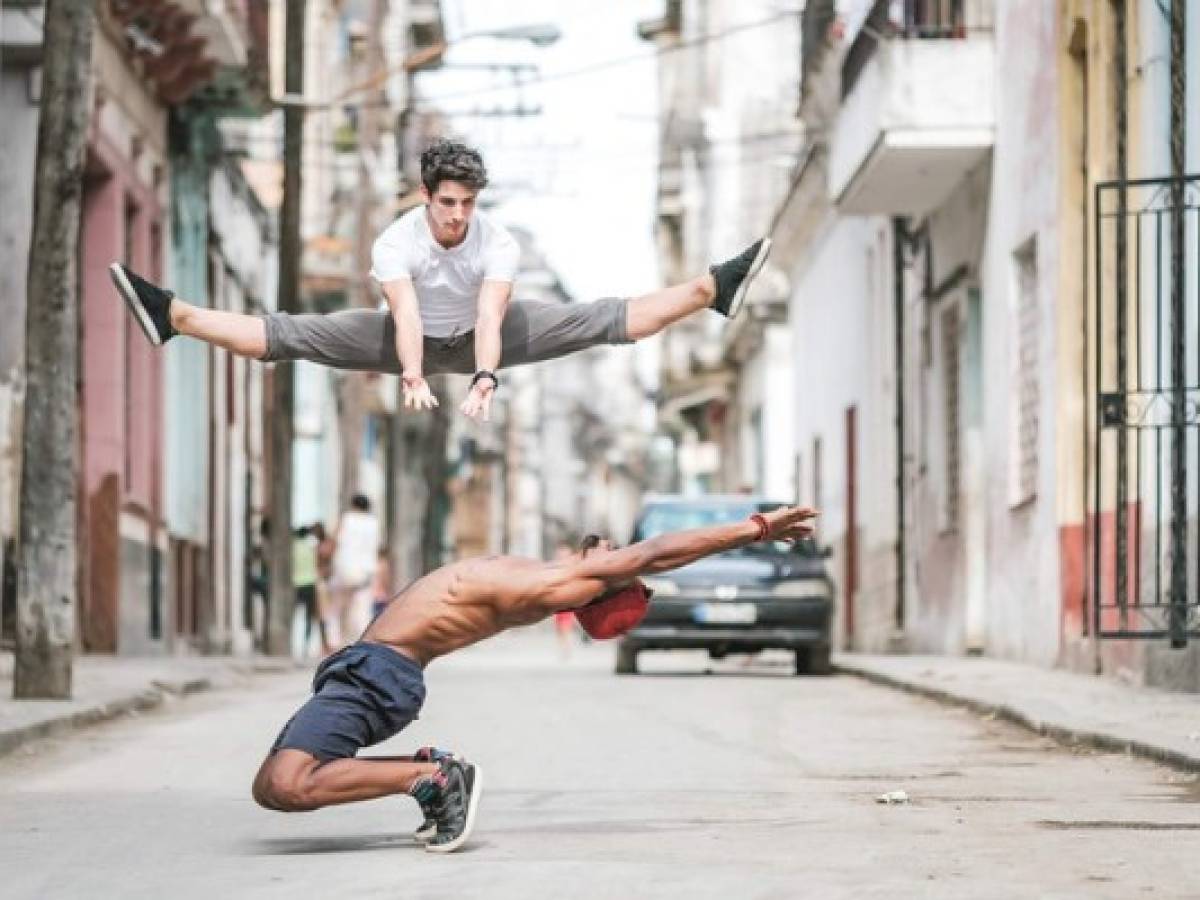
[471,370,499,391]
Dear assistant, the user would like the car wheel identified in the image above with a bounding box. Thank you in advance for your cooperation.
[794,646,832,676]
[614,644,639,675]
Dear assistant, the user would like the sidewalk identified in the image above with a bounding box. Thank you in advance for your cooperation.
[836,653,1200,773]
[0,651,300,758]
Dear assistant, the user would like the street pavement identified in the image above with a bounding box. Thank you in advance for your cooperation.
[1,630,1198,899]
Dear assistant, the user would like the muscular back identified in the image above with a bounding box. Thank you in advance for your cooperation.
[358,506,816,667]
[361,555,570,665]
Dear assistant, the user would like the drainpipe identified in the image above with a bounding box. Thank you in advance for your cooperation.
[891,217,908,635]
[1167,0,1187,647]
[1112,0,1129,636]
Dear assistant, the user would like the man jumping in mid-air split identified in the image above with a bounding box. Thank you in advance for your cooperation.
[108,138,772,422]
[248,504,817,853]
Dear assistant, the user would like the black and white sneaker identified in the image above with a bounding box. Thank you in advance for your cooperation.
[108,263,176,346]
[425,758,482,854]
[412,747,461,842]
[709,237,772,318]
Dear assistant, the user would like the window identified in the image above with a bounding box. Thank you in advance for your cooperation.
[1011,239,1039,506]
[941,305,962,531]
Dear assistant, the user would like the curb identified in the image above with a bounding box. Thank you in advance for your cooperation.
[0,677,214,760]
[835,661,1200,775]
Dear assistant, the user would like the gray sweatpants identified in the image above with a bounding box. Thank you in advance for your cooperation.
[261,297,630,375]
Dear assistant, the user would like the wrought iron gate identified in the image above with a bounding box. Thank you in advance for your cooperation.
[1091,175,1200,645]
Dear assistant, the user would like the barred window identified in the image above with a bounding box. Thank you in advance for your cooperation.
[1011,239,1039,506]
[941,305,962,532]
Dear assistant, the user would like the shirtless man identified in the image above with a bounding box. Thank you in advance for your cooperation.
[251,504,818,853]
[107,139,772,422]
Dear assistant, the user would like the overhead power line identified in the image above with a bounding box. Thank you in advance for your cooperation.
[415,9,802,107]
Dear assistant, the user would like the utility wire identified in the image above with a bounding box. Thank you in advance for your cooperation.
[305,10,800,112]
[223,126,802,155]
[413,9,801,107]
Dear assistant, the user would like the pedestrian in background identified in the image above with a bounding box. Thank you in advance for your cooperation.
[247,516,271,650]
[291,525,323,659]
[312,522,336,655]
[328,494,380,649]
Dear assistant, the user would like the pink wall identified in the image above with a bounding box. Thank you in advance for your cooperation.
[82,131,163,511]
[78,130,165,650]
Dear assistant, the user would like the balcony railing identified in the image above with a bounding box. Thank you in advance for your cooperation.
[842,0,993,99]
[828,0,994,216]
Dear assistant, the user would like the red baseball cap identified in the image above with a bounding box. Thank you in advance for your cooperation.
[574,580,652,640]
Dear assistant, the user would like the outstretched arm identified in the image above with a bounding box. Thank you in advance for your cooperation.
[536,506,818,611]
[381,278,438,412]
[460,280,511,421]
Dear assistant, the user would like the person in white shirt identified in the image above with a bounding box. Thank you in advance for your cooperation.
[109,139,772,423]
[328,493,380,648]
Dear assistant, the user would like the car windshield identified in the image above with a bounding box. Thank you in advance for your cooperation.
[633,502,816,557]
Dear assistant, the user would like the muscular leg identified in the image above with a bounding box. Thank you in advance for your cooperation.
[625,274,717,341]
[171,298,268,358]
[253,749,437,812]
[112,265,402,372]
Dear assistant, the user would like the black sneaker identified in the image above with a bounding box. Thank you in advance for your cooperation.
[108,263,176,346]
[411,747,460,842]
[425,758,482,854]
[709,237,772,318]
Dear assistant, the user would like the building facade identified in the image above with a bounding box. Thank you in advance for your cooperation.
[644,0,1200,688]
[0,1,270,653]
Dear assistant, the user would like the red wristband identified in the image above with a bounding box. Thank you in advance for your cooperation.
[749,513,769,542]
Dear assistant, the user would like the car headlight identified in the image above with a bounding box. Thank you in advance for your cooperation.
[772,581,822,599]
[641,577,679,596]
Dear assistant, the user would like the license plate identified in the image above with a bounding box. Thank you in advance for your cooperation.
[694,602,757,625]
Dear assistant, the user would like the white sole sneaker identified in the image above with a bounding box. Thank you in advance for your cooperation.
[724,237,772,319]
[108,262,164,347]
[425,765,483,854]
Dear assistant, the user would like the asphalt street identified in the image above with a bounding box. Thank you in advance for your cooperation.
[2,631,1198,899]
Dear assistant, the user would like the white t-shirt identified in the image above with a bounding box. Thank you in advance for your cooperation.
[333,510,380,587]
[370,207,520,339]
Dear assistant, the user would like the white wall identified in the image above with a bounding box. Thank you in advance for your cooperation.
[791,213,896,649]
[977,0,1061,665]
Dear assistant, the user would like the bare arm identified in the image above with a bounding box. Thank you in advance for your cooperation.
[380,278,437,411]
[535,506,818,611]
[474,279,510,373]
[460,279,512,421]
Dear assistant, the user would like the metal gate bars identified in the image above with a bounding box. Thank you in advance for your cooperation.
[1092,175,1200,646]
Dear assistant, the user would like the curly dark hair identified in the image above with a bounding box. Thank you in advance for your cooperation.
[419,138,488,193]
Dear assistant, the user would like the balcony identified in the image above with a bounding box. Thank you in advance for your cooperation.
[828,2,993,216]
[177,0,249,68]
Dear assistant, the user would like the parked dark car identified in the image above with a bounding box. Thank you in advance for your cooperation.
[616,495,834,676]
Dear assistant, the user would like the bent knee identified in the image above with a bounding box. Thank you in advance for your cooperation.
[251,778,280,811]
[253,767,317,813]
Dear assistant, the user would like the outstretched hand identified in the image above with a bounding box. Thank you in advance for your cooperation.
[459,380,495,422]
[402,375,439,412]
[758,505,819,543]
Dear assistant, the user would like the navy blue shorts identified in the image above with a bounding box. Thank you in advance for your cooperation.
[270,642,426,762]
